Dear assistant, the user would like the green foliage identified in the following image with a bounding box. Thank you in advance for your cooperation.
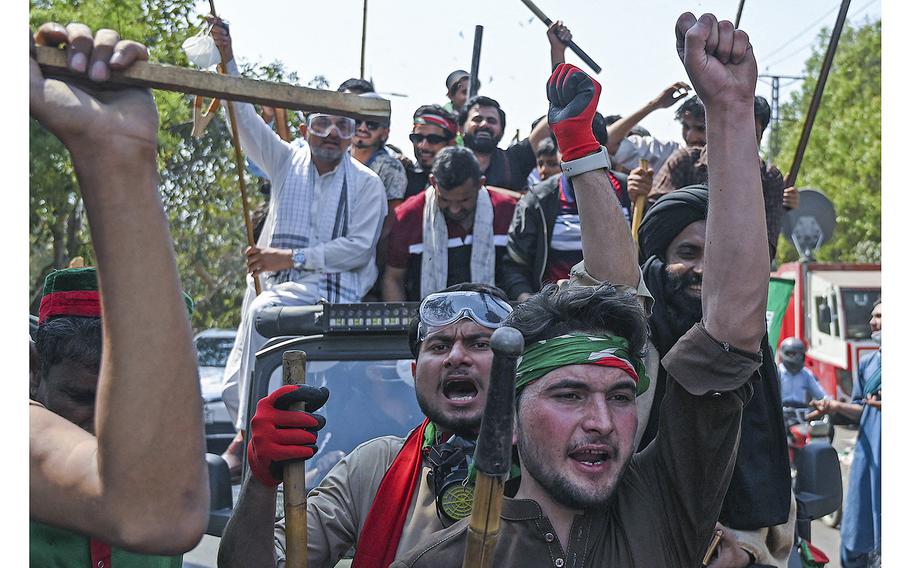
[29,1,298,330]
[772,19,881,264]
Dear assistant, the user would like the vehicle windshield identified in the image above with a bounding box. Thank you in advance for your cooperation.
[197,336,235,367]
[841,289,881,339]
[268,358,423,486]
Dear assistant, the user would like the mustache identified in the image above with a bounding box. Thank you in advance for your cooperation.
[665,269,702,293]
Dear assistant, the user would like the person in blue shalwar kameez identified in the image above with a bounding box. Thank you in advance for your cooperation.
[810,300,882,567]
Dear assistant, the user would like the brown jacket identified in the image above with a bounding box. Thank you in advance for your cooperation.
[391,322,762,568]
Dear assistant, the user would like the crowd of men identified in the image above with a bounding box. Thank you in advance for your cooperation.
[29,9,881,568]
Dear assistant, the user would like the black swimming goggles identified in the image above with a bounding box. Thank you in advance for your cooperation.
[417,291,513,340]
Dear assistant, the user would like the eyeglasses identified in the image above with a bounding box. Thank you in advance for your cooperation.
[409,133,452,145]
[417,291,513,340]
[307,114,356,139]
[356,119,385,131]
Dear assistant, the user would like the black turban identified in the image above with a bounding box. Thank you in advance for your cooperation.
[638,184,709,261]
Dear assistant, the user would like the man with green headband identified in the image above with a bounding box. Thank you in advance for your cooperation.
[393,11,771,567]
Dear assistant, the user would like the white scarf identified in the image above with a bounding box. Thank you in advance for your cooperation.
[420,186,495,298]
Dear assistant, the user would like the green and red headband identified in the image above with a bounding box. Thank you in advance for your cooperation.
[515,333,650,397]
[38,267,195,324]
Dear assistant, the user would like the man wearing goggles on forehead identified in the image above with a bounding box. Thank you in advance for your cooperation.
[219,284,521,567]
[208,21,388,463]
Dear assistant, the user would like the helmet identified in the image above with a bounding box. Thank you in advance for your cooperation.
[779,337,806,372]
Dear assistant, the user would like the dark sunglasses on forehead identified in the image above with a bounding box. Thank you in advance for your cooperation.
[409,133,452,145]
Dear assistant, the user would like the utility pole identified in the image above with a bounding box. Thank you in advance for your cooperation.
[758,73,806,164]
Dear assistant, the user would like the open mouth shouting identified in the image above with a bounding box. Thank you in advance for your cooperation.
[442,375,480,405]
[568,445,614,472]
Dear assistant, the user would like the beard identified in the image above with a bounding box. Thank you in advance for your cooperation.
[517,417,629,510]
[663,268,703,337]
[463,129,500,154]
[415,388,483,438]
[310,144,345,163]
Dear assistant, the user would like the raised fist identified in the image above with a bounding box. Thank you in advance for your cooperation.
[247,384,330,487]
[675,12,757,108]
[546,63,602,162]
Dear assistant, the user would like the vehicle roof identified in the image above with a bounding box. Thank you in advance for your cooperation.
[812,270,881,288]
[193,328,237,340]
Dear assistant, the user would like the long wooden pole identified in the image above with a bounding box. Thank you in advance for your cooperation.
[468,25,484,99]
[631,158,649,245]
[734,0,746,28]
[34,47,391,120]
[207,2,261,295]
[281,351,309,568]
[519,0,602,74]
[785,0,852,188]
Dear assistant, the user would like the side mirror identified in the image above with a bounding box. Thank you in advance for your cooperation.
[206,453,234,536]
[794,443,842,519]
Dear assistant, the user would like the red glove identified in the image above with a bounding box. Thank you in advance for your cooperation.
[247,384,329,487]
[546,63,602,162]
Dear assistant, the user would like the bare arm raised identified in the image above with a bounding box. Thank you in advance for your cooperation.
[604,82,690,156]
[29,23,208,553]
[676,12,767,351]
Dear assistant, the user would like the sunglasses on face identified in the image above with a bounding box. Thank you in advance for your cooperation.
[307,114,356,139]
[409,133,451,145]
[356,119,385,131]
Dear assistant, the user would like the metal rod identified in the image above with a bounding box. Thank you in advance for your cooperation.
[519,0,602,74]
[734,0,746,28]
[785,0,852,188]
[360,0,368,79]
[468,25,484,99]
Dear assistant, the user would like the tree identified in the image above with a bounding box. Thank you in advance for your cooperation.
[30,1,298,329]
[771,19,881,264]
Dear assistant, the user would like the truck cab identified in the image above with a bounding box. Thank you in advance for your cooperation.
[207,302,424,536]
[773,262,880,399]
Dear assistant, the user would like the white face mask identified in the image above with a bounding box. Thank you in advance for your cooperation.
[871,330,882,345]
[182,32,221,69]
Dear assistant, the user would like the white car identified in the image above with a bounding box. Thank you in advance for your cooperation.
[194,328,237,454]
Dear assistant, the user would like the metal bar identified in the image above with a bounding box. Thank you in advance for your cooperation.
[785,0,852,187]
[35,46,391,121]
[469,25,484,99]
[519,0,602,74]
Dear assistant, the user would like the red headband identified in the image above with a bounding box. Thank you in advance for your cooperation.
[38,290,101,324]
[413,114,457,136]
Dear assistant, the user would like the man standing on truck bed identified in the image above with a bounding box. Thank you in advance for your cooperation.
[218,283,518,567]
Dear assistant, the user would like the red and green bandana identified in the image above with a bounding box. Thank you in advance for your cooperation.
[515,333,650,396]
[38,267,195,324]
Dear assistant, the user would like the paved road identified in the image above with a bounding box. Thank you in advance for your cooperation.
[183,426,857,568]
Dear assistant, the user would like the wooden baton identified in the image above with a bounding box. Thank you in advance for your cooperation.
[282,350,309,568]
[631,158,649,245]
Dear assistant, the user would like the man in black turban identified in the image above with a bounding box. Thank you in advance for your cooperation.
[637,184,794,566]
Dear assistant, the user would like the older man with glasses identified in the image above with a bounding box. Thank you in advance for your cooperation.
[218,284,519,567]
[209,21,388,466]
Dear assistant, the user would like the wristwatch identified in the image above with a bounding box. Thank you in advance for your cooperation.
[560,145,612,178]
[292,248,306,270]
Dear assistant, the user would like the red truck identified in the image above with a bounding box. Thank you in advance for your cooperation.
[772,261,881,400]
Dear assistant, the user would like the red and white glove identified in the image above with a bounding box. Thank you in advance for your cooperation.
[546,63,602,162]
[247,384,329,487]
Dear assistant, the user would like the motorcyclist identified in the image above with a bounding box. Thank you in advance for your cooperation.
[778,337,828,408]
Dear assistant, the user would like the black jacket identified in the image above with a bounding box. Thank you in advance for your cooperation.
[501,172,630,300]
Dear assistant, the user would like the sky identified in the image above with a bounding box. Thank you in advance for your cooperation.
[201,0,882,161]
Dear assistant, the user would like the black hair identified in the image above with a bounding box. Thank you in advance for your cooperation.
[535,138,557,158]
[603,114,622,125]
[35,316,103,383]
[430,146,482,191]
[592,112,608,147]
[457,95,507,133]
[337,77,375,94]
[505,283,648,361]
[754,96,772,133]
[408,283,511,357]
[674,95,705,122]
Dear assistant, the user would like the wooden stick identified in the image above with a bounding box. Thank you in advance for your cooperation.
[34,46,390,121]
[631,158,649,245]
[281,350,309,568]
[518,0,602,74]
[785,0,852,188]
[462,474,504,568]
[204,5,261,296]
[468,25,484,99]
[734,0,746,28]
[274,108,291,142]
